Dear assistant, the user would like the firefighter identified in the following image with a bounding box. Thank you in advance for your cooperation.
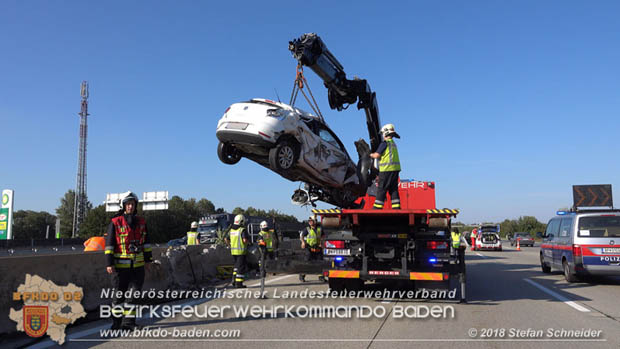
[370,124,401,209]
[257,221,276,260]
[299,216,325,282]
[225,214,250,288]
[187,221,199,245]
[105,191,153,330]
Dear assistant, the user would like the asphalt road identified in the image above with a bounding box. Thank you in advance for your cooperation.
[16,241,620,349]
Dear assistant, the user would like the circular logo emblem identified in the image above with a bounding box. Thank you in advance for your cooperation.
[1,194,8,205]
[611,240,615,246]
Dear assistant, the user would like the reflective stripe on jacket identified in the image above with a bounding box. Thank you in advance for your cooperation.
[379,139,401,172]
[187,231,198,245]
[259,230,274,252]
[305,227,321,247]
[230,228,247,255]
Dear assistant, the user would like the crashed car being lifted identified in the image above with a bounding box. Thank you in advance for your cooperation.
[216,98,369,207]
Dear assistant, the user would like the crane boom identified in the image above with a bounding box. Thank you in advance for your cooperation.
[288,33,383,152]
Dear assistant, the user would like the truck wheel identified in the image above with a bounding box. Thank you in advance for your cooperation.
[269,139,299,171]
[563,260,578,282]
[540,254,551,273]
[217,142,241,165]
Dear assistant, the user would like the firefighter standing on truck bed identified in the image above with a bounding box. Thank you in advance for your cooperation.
[105,191,153,330]
[299,216,325,282]
[370,124,401,209]
[187,221,199,245]
[225,214,250,288]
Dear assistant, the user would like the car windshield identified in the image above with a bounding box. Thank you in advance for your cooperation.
[516,234,532,238]
[578,216,620,237]
[198,224,217,234]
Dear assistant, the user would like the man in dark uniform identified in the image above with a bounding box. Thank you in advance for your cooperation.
[370,123,401,209]
[105,191,152,330]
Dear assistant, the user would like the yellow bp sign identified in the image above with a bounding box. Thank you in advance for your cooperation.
[9,274,86,345]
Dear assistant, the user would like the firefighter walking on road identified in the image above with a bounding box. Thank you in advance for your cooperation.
[299,216,325,282]
[370,124,401,209]
[105,191,153,330]
[226,214,250,288]
[187,221,199,245]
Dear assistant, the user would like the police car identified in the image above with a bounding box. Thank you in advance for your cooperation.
[540,209,620,282]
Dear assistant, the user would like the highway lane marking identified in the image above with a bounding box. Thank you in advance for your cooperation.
[524,279,590,312]
[475,253,486,258]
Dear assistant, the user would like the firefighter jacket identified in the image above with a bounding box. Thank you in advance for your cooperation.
[187,231,198,245]
[258,229,275,252]
[379,139,401,172]
[229,227,248,256]
[302,226,322,248]
[105,214,152,268]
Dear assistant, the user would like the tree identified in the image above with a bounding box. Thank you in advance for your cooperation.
[12,210,57,239]
[80,205,113,238]
[55,190,93,238]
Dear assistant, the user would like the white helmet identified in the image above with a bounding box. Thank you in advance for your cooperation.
[119,191,139,209]
[260,221,268,229]
[381,123,400,139]
[234,214,246,226]
[308,216,315,222]
[191,221,198,229]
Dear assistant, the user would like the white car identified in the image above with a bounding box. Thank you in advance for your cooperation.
[475,233,502,251]
[216,98,369,207]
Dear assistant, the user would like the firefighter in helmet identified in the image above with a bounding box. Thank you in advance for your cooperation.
[105,191,153,330]
[370,123,401,209]
[225,214,250,288]
[257,220,277,260]
[187,221,199,245]
[299,216,325,282]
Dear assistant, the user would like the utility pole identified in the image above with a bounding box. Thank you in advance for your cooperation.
[72,81,89,238]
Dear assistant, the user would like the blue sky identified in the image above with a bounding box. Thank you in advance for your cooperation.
[1,1,619,224]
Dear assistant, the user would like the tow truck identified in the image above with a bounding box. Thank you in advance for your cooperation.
[262,34,467,301]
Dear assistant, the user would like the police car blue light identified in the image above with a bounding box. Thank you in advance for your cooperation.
[335,257,343,262]
[429,258,437,263]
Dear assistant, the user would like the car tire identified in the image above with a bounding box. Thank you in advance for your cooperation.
[540,254,551,273]
[217,142,241,165]
[563,260,578,282]
[269,139,299,171]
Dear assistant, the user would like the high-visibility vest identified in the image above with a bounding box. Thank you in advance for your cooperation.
[187,231,198,245]
[106,215,151,268]
[259,229,274,252]
[379,139,401,172]
[84,237,105,251]
[230,227,247,256]
[451,231,461,248]
[305,227,321,247]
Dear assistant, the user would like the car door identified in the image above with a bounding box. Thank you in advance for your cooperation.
[543,219,560,268]
[557,218,574,266]
[312,125,350,185]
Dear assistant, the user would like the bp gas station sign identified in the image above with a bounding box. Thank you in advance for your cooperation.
[0,189,14,240]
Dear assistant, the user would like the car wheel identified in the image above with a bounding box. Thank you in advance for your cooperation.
[269,139,298,171]
[563,260,578,282]
[540,254,551,273]
[217,142,241,165]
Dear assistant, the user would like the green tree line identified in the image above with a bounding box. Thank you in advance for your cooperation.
[454,216,547,239]
[10,190,299,243]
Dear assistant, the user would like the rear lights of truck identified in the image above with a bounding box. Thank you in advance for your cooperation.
[572,244,582,257]
[325,240,345,249]
[426,241,448,250]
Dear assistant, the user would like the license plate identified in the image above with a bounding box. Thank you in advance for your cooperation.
[602,248,620,254]
[225,122,248,130]
[324,249,351,256]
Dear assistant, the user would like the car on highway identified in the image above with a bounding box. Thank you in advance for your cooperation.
[167,237,187,247]
[510,232,535,247]
[216,98,366,207]
[540,209,620,282]
[475,232,502,251]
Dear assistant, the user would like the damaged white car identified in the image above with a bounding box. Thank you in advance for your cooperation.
[216,98,370,207]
